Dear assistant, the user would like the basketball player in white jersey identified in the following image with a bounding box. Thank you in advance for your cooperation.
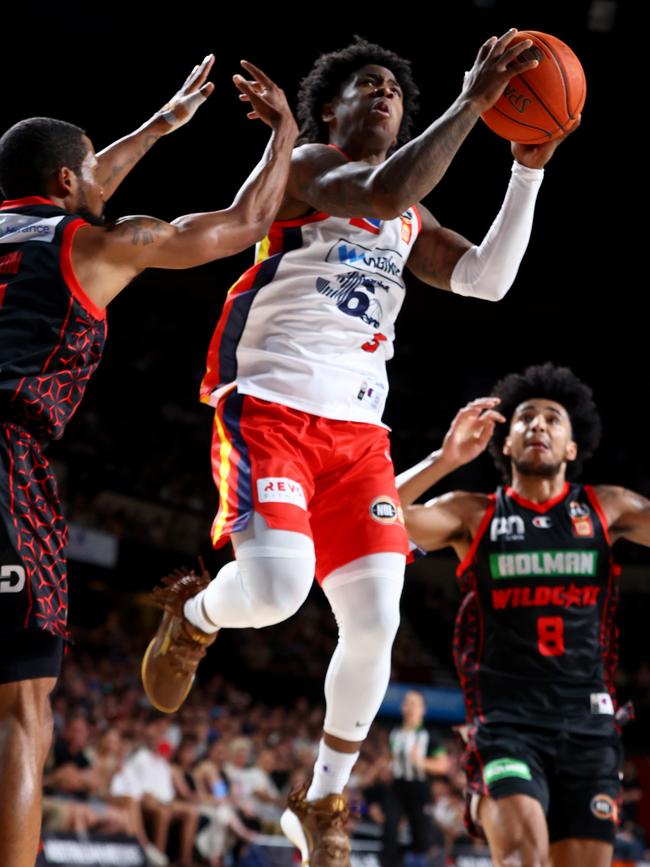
[142,32,577,866]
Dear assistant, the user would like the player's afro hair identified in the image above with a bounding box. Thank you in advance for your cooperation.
[296,36,420,149]
[489,362,602,481]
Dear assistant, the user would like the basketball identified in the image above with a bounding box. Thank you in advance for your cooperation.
[481,31,586,144]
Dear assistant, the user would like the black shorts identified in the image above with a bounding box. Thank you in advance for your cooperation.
[463,723,622,844]
[0,628,64,683]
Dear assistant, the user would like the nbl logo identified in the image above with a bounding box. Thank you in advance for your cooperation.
[370,497,402,525]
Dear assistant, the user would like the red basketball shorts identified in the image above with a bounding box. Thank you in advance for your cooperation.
[209,390,408,583]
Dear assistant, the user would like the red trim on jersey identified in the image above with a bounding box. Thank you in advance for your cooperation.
[456,496,496,576]
[505,482,570,514]
[412,205,423,235]
[200,263,263,402]
[584,484,612,546]
[271,211,330,228]
[0,196,57,209]
[0,283,6,308]
[60,220,106,321]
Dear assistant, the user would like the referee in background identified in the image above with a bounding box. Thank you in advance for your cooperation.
[382,690,450,866]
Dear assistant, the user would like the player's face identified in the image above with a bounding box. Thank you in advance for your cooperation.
[324,64,404,147]
[504,398,577,478]
[74,136,105,225]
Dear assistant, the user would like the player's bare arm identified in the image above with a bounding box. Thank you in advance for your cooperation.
[281,30,539,220]
[97,54,216,200]
[397,397,504,553]
[73,61,298,308]
[592,485,650,545]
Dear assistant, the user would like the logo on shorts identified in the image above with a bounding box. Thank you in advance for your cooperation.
[483,758,532,785]
[257,478,307,510]
[0,565,26,593]
[370,497,402,525]
[590,794,617,822]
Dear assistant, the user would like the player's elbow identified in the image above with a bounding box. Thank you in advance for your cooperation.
[370,189,408,220]
[451,263,515,301]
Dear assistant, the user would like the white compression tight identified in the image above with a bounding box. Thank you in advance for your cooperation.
[187,512,316,630]
[322,553,405,742]
[186,514,405,742]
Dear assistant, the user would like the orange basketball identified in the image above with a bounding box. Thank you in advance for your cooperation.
[481,31,586,144]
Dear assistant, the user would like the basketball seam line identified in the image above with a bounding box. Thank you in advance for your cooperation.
[518,71,565,132]
[532,32,575,119]
[491,104,551,138]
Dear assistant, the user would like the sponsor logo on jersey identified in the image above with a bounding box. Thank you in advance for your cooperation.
[370,496,403,525]
[400,210,415,243]
[327,239,404,287]
[0,214,65,244]
[492,583,600,610]
[490,515,525,542]
[590,793,617,822]
[568,500,590,519]
[572,516,594,538]
[489,550,598,579]
[483,758,532,785]
[315,271,387,328]
[532,516,552,529]
[356,379,385,411]
[256,477,307,510]
[590,693,615,715]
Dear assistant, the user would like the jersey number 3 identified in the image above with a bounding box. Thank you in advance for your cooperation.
[537,616,565,656]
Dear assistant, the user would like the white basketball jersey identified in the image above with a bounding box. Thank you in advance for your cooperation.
[201,205,421,425]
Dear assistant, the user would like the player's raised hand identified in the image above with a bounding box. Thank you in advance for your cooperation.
[440,397,506,468]
[234,61,298,135]
[156,54,216,133]
[462,29,540,113]
[512,115,581,169]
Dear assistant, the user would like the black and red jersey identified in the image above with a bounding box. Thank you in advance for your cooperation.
[455,482,619,733]
[0,197,106,639]
[0,197,106,443]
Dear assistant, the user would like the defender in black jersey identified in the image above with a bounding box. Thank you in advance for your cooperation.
[397,363,649,867]
[0,59,298,867]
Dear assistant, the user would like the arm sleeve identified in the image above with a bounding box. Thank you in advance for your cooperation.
[450,161,544,301]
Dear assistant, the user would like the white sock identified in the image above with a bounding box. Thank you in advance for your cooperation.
[306,740,360,801]
[184,590,220,634]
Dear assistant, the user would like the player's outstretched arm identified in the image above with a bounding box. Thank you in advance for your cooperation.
[286,29,540,220]
[406,118,579,296]
[593,486,650,546]
[397,398,504,551]
[73,62,298,307]
[97,55,216,200]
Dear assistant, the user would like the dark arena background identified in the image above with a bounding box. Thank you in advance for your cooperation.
[3,2,640,865]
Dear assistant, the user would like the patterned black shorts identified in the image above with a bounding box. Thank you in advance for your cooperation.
[0,423,69,644]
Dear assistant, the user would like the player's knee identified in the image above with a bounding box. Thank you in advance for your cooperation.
[343,602,400,658]
[241,552,315,627]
